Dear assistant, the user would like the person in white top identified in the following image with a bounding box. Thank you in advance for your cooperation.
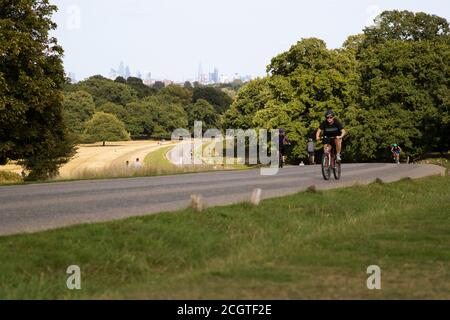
[133,158,143,169]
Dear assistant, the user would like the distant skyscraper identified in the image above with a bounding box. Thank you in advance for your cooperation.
[68,72,77,83]
[212,68,219,83]
[125,66,131,79]
[118,61,125,78]
[136,70,142,79]
[109,69,118,80]
[198,63,203,82]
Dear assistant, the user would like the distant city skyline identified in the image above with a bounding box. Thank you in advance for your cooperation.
[50,0,449,82]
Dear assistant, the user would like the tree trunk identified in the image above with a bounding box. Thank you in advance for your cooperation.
[103,141,106,146]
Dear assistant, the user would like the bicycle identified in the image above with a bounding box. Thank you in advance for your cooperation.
[392,152,400,164]
[321,137,341,180]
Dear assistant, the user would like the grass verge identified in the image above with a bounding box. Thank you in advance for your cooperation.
[144,146,177,170]
[0,170,23,184]
[0,176,449,299]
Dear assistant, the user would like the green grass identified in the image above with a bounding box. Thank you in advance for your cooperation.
[144,146,177,170]
[0,175,449,299]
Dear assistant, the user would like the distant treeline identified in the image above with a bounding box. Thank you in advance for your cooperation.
[62,76,237,143]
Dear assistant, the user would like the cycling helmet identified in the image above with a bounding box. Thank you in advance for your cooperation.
[392,143,398,147]
[279,128,286,134]
[325,110,335,118]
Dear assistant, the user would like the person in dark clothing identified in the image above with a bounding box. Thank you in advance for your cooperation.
[279,128,291,168]
[315,110,346,161]
[307,138,315,165]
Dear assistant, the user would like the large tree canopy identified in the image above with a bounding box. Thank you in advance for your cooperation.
[193,86,233,114]
[224,38,358,160]
[224,10,449,162]
[85,112,130,146]
[353,10,450,159]
[69,75,138,106]
[62,90,96,138]
[0,0,75,179]
[186,99,218,131]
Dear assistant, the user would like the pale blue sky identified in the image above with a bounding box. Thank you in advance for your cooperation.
[50,0,449,82]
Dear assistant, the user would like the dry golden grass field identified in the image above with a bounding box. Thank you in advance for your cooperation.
[0,140,176,181]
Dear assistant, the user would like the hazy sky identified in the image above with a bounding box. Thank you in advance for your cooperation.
[49,0,449,82]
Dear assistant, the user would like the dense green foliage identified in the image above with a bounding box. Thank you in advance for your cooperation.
[186,99,219,130]
[68,75,138,106]
[0,0,75,180]
[84,112,130,146]
[63,75,233,139]
[62,91,95,138]
[193,86,233,114]
[224,10,450,162]
[119,76,156,99]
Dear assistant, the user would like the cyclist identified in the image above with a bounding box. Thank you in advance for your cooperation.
[390,143,402,163]
[315,110,346,162]
[279,128,291,168]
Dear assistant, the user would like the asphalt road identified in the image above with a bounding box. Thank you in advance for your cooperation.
[0,163,445,236]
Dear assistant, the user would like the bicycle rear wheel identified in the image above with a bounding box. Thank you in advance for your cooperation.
[321,153,331,180]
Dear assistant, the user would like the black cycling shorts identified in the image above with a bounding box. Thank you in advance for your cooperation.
[323,137,338,145]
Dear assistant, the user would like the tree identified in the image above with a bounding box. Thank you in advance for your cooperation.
[96,101,126,119]
[353,10,450,159]
[363,10,449,45]
[184,81,193,89]
[85,112,130,146]
[121,101,154,136]
[226,38,358,160]
[223,78,273,129]
[186,99,218,130]
[114,76,127,84]
[152,81,165,90]
[68,75,138,106]
[224,11,450,162]
[0,0,75,179]
[193,86,233,114]
[141,96,188,137]
[62,91,96,137]
[126,76,156,99]
[160,84,193,106]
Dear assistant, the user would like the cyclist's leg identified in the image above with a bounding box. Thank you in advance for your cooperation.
[334,138,342,161]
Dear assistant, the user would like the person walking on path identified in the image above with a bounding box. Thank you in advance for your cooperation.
[307,138,316,165]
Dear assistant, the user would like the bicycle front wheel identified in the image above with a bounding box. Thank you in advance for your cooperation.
[322,154,331,180]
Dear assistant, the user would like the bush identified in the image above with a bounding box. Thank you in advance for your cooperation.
[0,171,23,184]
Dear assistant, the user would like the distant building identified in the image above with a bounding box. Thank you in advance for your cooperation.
[67,72,77,83]
[125,66,131,79]
[109,69,118,80]
[209,68,219,83]
[118,61,125,78]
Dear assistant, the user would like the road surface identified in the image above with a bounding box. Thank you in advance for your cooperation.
[0,163,445,236]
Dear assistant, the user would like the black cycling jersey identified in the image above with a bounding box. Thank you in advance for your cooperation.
[319,119,344,138]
